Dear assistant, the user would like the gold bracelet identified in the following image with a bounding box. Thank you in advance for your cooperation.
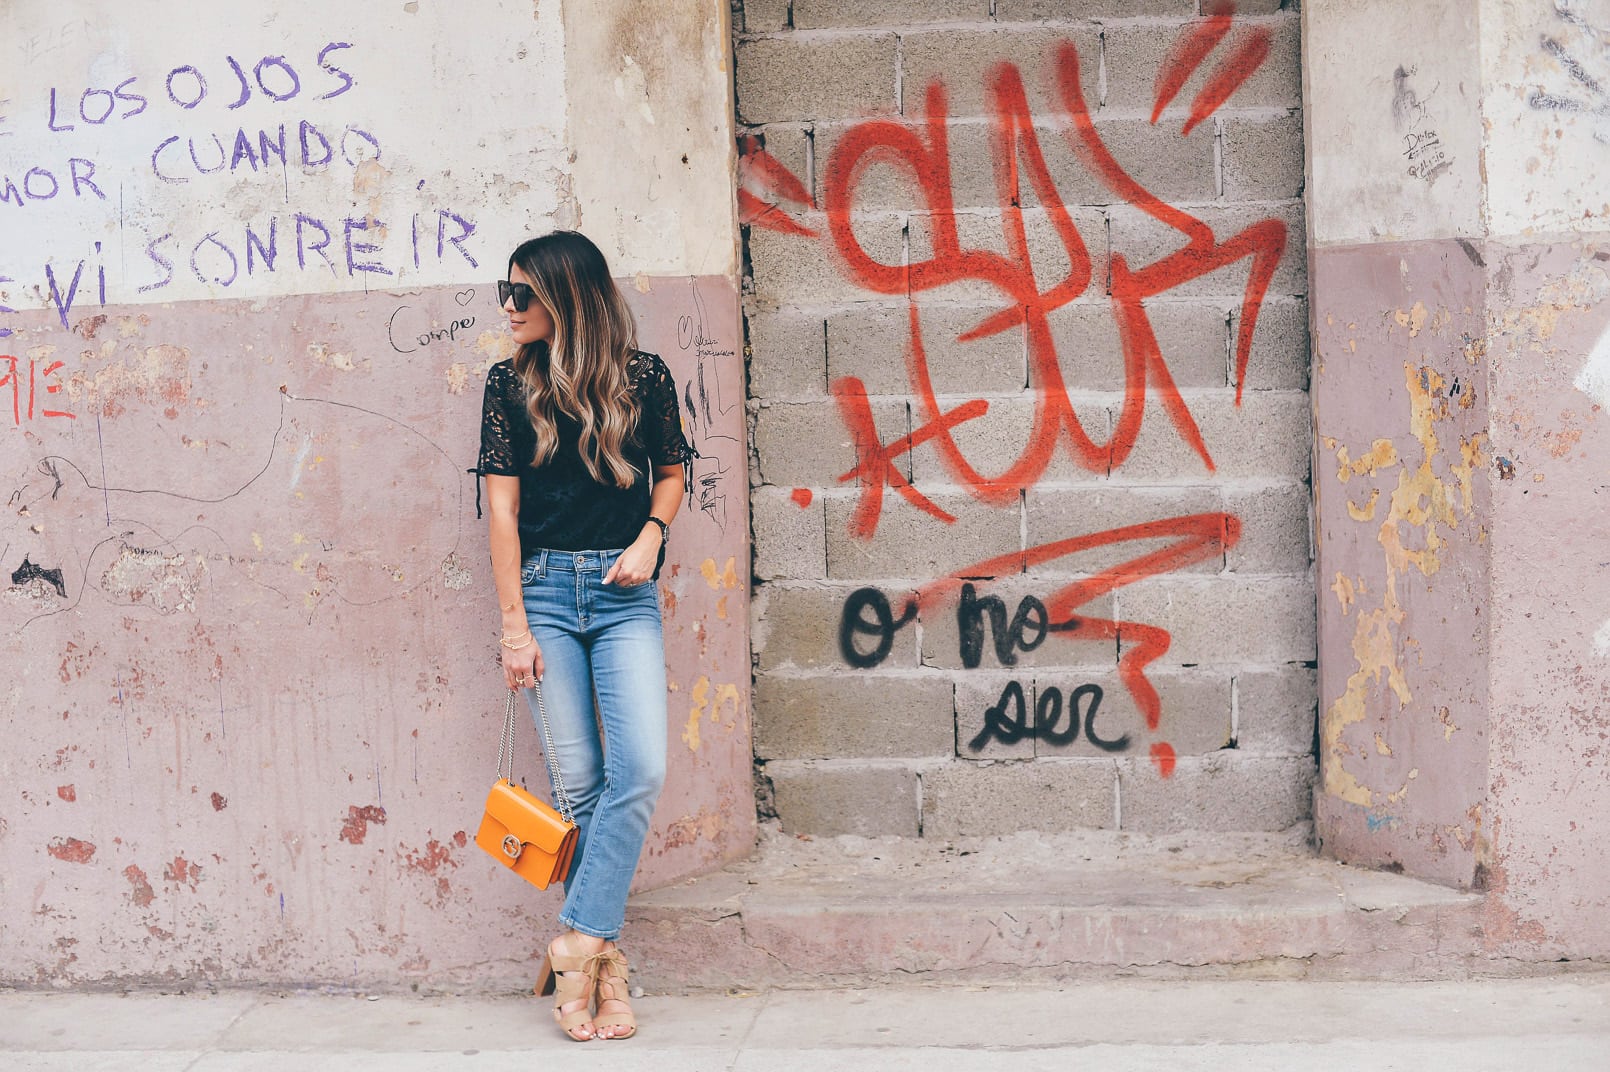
[499,635,533,650]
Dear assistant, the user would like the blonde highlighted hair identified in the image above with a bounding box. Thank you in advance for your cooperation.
[508,231,640,489]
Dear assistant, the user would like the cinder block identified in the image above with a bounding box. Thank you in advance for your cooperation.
[831,117,1203,214]
[793,0,986,30]
[1228,0,1291,15]
[755,583,920,671]
[901,27,1102,119]
[748,210,905,305]
[748,308,828,399]
[1078,118,1219,205]
[751,396,908,488]
[736,34,899,124]
[828,303,1026,396]
[1234,666,1317,754]
[1032,668,1232,759]
[766,760,921,836]
[1114,575,1317,666]
[995,0,1194,18]
[905,393,1106,490]
[921,575,1118,670]
[1041,300,1229,393]
[1102,19,1301,118]
[1223,483,1311,575]
[754,673,955,759]
[1106,202,1307,299]
[1236,296,1309,392]
[907,207,1111,307]
[1116,753,1314,833]
[1109,390,1311,483]
[921,757,1117,835]
[752,484,827,580]
[1023,485,1228,576]
[1221,114,1305,201]
[956,674,1037,760]
[743,0,793,33]
[825,490,1022,579]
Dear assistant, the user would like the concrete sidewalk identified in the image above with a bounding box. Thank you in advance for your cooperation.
[3,976,1608,1071]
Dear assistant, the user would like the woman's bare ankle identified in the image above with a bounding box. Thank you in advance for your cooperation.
[561,929,607,956]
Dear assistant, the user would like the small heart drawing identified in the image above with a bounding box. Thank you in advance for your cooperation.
[455,289,475,306]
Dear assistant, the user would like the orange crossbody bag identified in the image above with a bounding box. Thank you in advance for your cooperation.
[475,686,578,890]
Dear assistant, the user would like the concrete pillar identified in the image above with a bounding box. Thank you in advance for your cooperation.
[1307,0,1610,958]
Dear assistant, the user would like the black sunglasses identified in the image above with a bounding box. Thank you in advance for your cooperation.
[497,279,536,312]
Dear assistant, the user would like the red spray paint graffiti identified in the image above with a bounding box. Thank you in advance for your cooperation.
[741,11,1286,775]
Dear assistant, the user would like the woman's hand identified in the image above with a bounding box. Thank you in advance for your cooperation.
[501,636,545,690]
[602,529,660,588]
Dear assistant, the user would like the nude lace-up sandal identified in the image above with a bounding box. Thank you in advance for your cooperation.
[588,947,636,1040]
[534,940,597,1041]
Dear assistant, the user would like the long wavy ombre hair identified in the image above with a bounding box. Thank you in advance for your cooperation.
[509,231,641,489]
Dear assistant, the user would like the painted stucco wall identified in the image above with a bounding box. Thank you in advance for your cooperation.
[0,0,750,988]
[735,0,1316,838]
[1307,0,1610,959]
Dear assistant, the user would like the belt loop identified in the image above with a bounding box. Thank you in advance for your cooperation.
[537,549,549,577]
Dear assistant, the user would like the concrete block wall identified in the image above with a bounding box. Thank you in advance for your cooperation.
[736,0,1314,838]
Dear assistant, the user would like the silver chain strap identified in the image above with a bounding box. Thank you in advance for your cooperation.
[497,686,574,825]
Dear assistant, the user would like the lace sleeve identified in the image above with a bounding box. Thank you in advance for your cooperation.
[477,362,522,476]
[635,352,694,468]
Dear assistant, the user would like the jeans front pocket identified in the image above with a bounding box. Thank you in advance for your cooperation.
[520,557,540,585]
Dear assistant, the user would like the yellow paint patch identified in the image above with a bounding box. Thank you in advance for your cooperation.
[1374,733,1393,757]
[1331,573,1356,615]
[700,556,740,590]
[1346,488,1380,522]
[251,532,264,552]
[445,362,470,395]
[1386,767,1420,805]
[1321,364,1487,809]
[1393,301,1428,337]
[308,343,360,371]
[682,676,743,752]
[475,330,517,363]
[1334,439,1398,484]
[292,553,309,573]
[1438,706,1460,741]
[292,532,306,545]
[716,595,728,620]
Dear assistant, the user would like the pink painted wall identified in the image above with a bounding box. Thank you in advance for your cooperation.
[1311,241,1492,889]
[1,276,751,987]
[1481,239,1610,957]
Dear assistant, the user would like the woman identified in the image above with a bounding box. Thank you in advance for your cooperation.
[477,230,688,1041]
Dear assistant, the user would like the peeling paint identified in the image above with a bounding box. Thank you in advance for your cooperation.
[46,837,96,864]
[1322,364,1487,808]
[682,675,742,752]
[699,556,739,590]
[1331,573,1357,615]
[100,545,209,614]
[339,805,387,845]
[440,553,472,591]
[123,865,155,908]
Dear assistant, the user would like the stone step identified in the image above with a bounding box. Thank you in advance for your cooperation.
[622,826,1488,992]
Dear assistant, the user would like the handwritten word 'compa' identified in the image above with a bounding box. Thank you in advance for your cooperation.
[387,301,476,354]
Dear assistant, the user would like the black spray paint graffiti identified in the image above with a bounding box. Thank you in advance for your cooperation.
[839,585,1129,755]
[839,584,1078,669]
[1528,2,1610,143]
[1391,65,1450,184]
[970,680,1126,753]
[11,555,66,598]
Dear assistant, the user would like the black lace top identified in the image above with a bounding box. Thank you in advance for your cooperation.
[477,350,691,556]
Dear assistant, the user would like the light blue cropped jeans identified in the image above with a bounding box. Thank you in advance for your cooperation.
[520,547,667,941]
